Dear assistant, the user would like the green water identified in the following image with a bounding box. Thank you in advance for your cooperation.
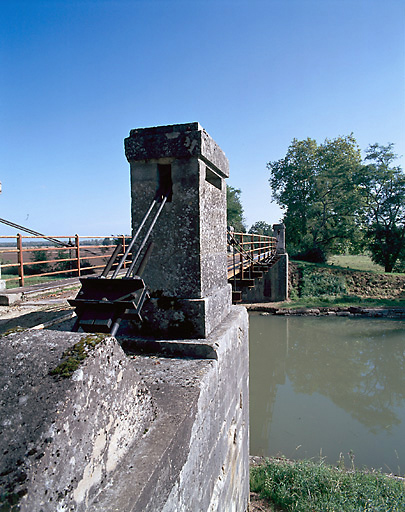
[249,313,405,475]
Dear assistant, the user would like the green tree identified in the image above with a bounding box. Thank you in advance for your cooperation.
[268,135,363,261]
[249,221,273,236]
[227,185,246,232]
[356,143,405,272]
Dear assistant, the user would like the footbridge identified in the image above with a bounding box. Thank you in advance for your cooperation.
[227,226,288,303]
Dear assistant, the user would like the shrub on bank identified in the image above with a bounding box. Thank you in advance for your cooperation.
[289,260,405,303]
[250,458,405,512]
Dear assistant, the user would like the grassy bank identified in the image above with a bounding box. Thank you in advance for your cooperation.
[327,254,385,272]
[285,257,405,309]
[250,458,405,512]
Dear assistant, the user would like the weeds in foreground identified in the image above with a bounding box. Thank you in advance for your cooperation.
[250,458,405,512]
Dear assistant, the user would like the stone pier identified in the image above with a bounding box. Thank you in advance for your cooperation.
[0,123,250,512]
[124,122,231,339]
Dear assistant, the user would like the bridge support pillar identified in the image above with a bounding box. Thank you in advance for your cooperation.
[123,123,249,512]
[271,223,288,301]
[125,122,232,339]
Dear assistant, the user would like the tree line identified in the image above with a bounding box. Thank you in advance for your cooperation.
[227,136,405,273]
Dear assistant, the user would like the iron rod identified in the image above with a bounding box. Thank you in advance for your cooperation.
[112,199,157,278]
[101,243,123,277]
[135,241,154,277]
[125,196,167,278]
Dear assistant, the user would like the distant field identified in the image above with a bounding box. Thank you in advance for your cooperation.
[2,274,68,289]
[328,254,385,272]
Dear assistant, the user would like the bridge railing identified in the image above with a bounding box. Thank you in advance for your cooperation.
[0,234,131,288]
[227,231,276,280]
[1,231,277,290]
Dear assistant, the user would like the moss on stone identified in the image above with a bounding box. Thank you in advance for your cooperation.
[1,327,27,338]
[50,334,108,378]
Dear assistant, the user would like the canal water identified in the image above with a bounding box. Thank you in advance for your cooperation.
[249,313,405,475]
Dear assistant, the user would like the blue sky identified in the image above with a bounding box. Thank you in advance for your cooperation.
[1,0,404,236]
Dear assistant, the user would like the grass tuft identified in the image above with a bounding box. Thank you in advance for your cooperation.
[250,458,405,512]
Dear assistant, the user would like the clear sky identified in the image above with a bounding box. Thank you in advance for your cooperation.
[1,0,404,237]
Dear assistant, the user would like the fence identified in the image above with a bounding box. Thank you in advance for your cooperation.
[0,232,276,290]
[0,234,130,288]
[227,231,276,281]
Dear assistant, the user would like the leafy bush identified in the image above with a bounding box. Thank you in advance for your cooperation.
[300,268,346,297]
[25,250,50,275]
[0,260,16,275]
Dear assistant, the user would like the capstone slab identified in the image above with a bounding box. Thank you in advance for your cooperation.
[125,122,229,177]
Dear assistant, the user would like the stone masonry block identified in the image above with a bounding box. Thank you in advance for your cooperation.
[0,330,155,512]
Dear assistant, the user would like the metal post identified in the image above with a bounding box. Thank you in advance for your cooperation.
[240,234,244,282]
[259,235,262,261]
[122,235,126,269]
[250,233,254,277]
[232,243,236,291]
[17,233,24,287]
[75,235,81,277]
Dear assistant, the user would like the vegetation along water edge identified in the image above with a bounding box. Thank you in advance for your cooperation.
[246,259,405,313]
[249,456,405,512]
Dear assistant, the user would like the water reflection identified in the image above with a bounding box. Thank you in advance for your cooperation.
[249,314,405,473]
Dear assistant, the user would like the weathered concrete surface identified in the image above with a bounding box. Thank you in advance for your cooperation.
[241,255,289,303]
[135,285,232,340]
[125,123,231,339]
[0,290,22,306]
[0,330,155,512]
[273,223,286,255]
[125,122,229,177]
[268,254,288,302]
[0,306,249,511]
[92,305,250,512]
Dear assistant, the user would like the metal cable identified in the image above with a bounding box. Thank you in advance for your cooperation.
[0,217,72,247]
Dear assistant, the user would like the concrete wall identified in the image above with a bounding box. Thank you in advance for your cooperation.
[241,254,289,303]
[0,330,156,512]
[0,306,249,511]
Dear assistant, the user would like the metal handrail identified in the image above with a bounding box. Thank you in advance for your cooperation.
[227,231,277,281]
[0,229,276,290]
[0,234,130,287]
